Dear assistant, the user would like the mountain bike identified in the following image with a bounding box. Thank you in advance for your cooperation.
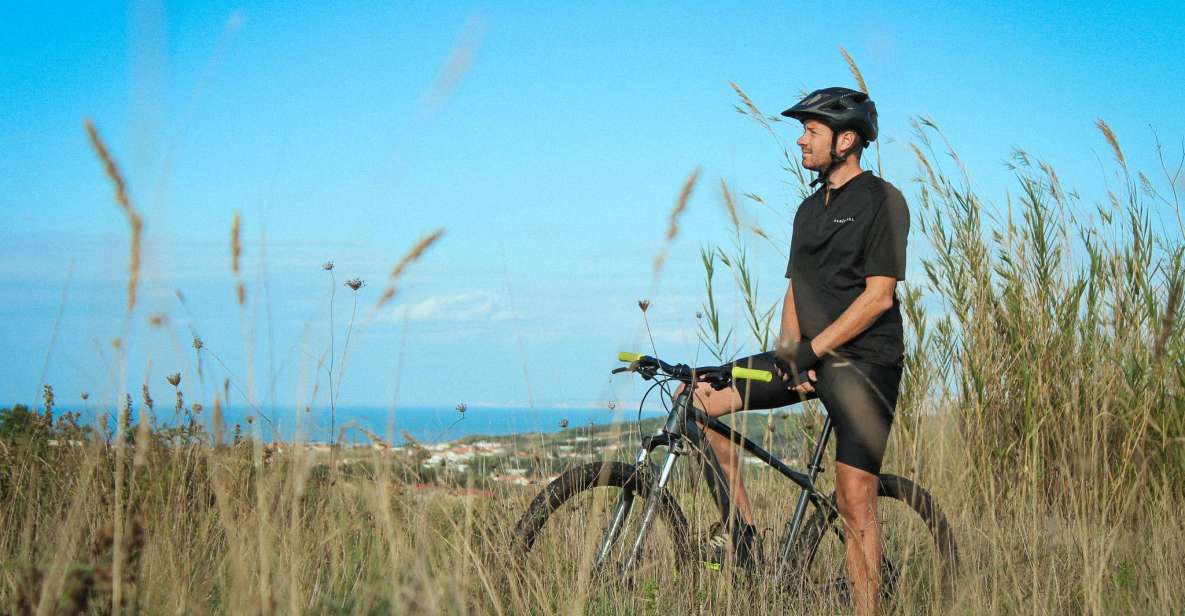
[512,352,958,603]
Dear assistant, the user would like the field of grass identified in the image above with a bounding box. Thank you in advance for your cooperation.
[1,400,1181,614]
[3,59,1183,614]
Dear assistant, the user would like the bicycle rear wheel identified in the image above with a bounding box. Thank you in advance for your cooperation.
[512,461,694,582]
[782,474,958,608]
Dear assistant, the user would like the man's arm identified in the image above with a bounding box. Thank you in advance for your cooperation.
[807,276,896,358]
[776,281,801,350]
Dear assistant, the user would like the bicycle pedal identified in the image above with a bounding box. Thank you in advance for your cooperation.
[700,526,728,572]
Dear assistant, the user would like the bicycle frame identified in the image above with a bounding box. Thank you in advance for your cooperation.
[599,380,839,576]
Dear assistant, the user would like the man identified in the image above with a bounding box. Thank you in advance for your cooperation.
[676,87,908,615]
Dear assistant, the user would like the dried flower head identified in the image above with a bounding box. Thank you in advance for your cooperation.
[141,384,154,410]
[345,278,365,291]
[456,403,468,414]
[191,403,203,414]
[638,299,650,312]
[148,313,167,327]
[607,401,617,410]
[696,311,704,319]
[246,415,255,424]
[80,392,90,401]
[166,373,181,387]
[559,418,569,429]
[322,261,335,271]
[193,337,204,350]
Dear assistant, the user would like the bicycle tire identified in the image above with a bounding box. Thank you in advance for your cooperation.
[512,461,695,573]
[783,474,958,603]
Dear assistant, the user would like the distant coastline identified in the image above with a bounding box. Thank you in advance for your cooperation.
[13,404,647,446]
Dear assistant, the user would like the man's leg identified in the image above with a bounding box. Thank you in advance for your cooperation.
[673,381,753,524]
[814,359,898,615]
[836,462,881,615]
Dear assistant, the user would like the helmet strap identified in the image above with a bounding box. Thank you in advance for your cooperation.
[810,129,849,200]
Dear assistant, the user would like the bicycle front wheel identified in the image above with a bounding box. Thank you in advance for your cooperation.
[783,474,959,608]
[512,461,694,582]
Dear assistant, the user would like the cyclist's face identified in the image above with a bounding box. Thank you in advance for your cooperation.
[796,119,834,171]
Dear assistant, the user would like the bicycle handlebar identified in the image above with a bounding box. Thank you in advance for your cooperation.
[616,352,773,384]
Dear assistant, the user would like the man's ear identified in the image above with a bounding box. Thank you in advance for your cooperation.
[837,129,859,157]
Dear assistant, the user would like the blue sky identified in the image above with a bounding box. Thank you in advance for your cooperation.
[2,1,1183,413]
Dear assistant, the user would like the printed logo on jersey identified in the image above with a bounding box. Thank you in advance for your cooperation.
[833,217,855,224]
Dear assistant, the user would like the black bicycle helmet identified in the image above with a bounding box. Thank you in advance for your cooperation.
[781,87,878,144]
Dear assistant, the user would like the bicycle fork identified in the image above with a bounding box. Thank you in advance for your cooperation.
[593,441,681,574]
[620,446,679,575]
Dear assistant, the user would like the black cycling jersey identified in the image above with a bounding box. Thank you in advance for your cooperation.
[785,170,909,367]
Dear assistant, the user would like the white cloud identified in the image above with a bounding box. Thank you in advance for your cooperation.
[383,291,501,322]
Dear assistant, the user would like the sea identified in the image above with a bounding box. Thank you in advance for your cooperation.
[56,405,646,445]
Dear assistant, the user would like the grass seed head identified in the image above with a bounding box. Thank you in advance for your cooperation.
[230,212,242,275]
[166,373,181,387]
[839,46,869,94]
[653,168,700,276]
[728,82,761,118]
[84,119,142,313]
[1154,278,1181,360]
[721,179,740,229]
[1095,118,1126,169]
[373,229,445,312]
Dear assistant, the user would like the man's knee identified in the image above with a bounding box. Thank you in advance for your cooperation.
[836,479,877,525]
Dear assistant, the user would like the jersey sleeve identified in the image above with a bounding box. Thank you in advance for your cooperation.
[785,217,799,279]
[863,186,909,279]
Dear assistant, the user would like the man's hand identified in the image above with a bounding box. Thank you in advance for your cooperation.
[774,337,821,373]
[772,355,818,394]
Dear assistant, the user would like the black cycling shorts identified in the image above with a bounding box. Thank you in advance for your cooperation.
[721,351,902,475]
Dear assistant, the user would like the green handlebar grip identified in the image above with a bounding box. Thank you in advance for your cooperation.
[732,366,773,382]
[618,352,642,362]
